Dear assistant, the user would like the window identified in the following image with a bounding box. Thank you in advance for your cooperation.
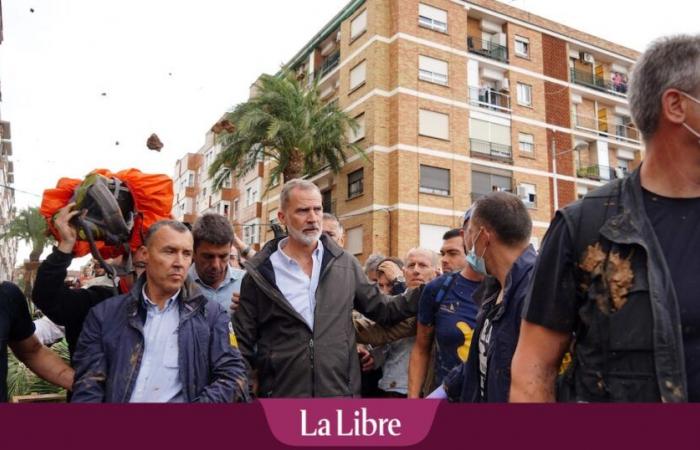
[420,224,450,253]
[577,186,588,200]
[346,226,363,255]
[514,36,530,58]
[347,168,364,199]
[518,132,534,154]
[233,199,239,219]
[244,179,260,206]
[187,172,194,187]
[349,61,366,92]
[469,118,511,158]
[222,173,232,189]
[517,183,537,208]
[472,170,512,199]
[243,219,260,245]
[223,203,230,216]
[419,55,448,86]
[418,4,448,33]
[349,113,365,142]
[350,10,367,41]
[420,165,450,196]
[517,83,532,106]
[322,190,332,213]
[419,109,449,140]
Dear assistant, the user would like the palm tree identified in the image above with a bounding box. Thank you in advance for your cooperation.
[1,206,53,296]
[209,70,366,191]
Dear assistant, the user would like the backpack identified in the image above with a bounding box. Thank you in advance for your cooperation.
[41,168,175,291]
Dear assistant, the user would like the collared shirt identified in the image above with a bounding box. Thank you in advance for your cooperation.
[270,237,324,329]
[129,286,183,403]
[189,265,245,316]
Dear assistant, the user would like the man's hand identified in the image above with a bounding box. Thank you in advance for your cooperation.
[230,292,240,313]
[357,344,375,372]
[377,260,403,283]
[53,203,81,254]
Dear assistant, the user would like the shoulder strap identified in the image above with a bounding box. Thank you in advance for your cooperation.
[434,273,458,305]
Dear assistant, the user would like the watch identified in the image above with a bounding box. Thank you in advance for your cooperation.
[394,275,406,284]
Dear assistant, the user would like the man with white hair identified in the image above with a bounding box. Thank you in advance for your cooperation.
[235,179,423,398]
[377,248,439,398]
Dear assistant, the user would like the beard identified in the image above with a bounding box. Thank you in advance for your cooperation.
[287,223,322,246]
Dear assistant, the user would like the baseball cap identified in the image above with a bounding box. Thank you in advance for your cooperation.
[462,205,476,226]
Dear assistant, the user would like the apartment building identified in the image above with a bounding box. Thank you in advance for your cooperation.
[0,1,18,281]
[172,118,266,250]
[250,0,642,263]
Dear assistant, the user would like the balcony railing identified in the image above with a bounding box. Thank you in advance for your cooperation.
[576,164,618,181]
[572,113,641,143]
[319,51,340,78]
[470,139,513,163]
[469,86,511,112]
[570,68,628,97]
[467,36,508,63]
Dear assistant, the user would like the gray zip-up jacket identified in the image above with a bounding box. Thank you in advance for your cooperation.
[234,234,422,398]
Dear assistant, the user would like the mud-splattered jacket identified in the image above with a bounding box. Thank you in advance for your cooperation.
[524,168,687,402]
[71,275,249,403]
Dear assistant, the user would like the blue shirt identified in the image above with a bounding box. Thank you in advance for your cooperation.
[418,272,480,386]
[129,286,183,403]
[269,238,324,330]
[189,265,245,316]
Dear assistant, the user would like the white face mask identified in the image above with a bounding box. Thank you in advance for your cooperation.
[680,92,700,144]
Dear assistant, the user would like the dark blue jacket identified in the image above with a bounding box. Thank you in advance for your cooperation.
[71,275,248,403]
[444,245,537,402]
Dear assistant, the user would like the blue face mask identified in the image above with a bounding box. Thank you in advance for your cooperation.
[466,229,488,276]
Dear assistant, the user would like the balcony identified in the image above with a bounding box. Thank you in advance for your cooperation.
[318,51,340,79]
[573,113,641,144]
[570,68,628,98]
[239,201,262,223]
[467,36,508,63]
[468,86,511,113]
[576,164,617,181]
[470,139,513,164]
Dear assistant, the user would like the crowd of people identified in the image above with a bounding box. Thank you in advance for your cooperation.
[1,34,700,403]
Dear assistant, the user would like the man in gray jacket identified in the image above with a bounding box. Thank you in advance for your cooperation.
[235,179,422,398]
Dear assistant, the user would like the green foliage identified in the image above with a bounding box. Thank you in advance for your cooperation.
[1,206,53,262]
[7,339,69,400]
[209,70,367,193]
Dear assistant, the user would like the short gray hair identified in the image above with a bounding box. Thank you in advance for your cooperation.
[364,253,385,275]
[192,213,234,250]
[322,213,343,233]
[145,220,191,246]
[628,34,700,141]
[280,179,321,211]
[406,248,439,268]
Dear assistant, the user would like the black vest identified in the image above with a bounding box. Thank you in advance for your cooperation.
[557,169,687,402]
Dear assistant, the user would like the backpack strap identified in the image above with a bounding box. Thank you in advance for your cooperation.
[434,272,458,305]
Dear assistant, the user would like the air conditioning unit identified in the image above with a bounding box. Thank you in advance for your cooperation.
[336,31,342,43]
[499,78,510,91]
[579,52,594,64]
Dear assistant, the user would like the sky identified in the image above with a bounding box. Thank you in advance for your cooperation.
[0,0,698,265]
